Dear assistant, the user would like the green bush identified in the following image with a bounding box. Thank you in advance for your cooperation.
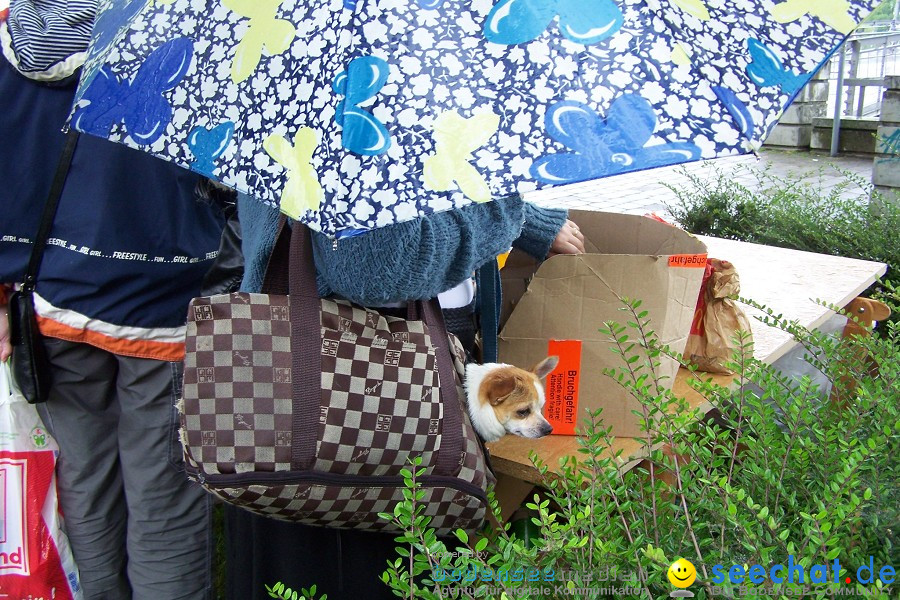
[378,287,900,599]
[663,163,900,294]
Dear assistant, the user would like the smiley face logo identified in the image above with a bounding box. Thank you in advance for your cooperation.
[667,558,697,588]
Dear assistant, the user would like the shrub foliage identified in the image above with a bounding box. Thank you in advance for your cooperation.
[378,286,899,600]
[663,162,900,294]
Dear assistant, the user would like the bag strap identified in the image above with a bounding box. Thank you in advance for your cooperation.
[21,129,80,292]
[277,222,463,475]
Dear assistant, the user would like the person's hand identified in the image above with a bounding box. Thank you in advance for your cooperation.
[0,304,11,363]
[548,219,585,256]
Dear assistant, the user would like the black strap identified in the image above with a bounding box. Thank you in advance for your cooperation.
[477,259,501,363]
[22,129,79,291]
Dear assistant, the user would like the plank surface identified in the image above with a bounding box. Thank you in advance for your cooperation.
[699,236,887,365]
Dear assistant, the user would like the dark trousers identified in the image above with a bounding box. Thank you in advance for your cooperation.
[36,339,213,600]
[224,505,400,600]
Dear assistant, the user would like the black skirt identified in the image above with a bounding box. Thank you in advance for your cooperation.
[224,505,401,600]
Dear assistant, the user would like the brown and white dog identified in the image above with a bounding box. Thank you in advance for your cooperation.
[464,356,559,442]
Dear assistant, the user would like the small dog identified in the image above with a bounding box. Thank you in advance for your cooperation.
[464,356,559,442]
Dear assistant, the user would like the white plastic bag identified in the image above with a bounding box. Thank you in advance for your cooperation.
[0,363,82,600]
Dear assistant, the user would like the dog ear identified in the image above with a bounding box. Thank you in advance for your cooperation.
[532,356,559,379]
[484,372,517,406]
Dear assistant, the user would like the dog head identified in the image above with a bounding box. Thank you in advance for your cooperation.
[464,356,559,443]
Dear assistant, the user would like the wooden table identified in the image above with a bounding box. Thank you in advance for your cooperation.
[486,237,887,513]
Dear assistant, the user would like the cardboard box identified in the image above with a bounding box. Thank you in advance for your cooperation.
[498,210,707,437]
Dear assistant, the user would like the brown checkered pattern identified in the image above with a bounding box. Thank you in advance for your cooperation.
[180,292,493,533]
[182,293,294,474]
[205,481,485,536]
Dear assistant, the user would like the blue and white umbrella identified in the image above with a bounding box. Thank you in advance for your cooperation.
[69,0,880,237]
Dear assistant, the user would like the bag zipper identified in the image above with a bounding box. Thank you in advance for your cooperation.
[186,464,488,504]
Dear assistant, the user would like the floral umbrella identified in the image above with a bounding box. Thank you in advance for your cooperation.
[69,0,880,237]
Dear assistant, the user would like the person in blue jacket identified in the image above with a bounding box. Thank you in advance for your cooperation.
[0,2,224,598]
[222,192,583,599]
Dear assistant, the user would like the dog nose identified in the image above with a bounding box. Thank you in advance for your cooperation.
[539,423,553,436]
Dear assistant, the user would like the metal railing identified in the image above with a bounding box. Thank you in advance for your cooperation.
[828,21,900,118]
[826,20,900,154]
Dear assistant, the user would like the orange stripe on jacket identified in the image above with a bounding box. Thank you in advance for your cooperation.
[37,316,185,362]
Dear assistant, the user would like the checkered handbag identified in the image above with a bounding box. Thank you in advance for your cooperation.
[179,222,494,535]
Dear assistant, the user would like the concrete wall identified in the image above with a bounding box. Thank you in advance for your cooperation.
[810,116,879,153]
[765,64,830,149]
[872,75,900,194]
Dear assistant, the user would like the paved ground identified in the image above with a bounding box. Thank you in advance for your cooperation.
[525,149,876,219]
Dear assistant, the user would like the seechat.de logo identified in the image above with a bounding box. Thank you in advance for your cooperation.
[710,555,895,587]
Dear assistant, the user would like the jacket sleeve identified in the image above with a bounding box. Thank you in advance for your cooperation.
[512,202,568,260]
[311,194,529,305]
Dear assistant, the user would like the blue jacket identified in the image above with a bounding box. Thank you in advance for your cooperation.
[0,56,225,360]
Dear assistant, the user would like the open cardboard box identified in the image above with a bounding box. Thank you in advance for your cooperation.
[498,210,708,437]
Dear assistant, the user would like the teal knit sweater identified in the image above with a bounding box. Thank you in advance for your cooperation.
[238,193,567,304]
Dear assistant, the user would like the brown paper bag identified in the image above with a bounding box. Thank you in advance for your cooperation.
[685,258,753,374]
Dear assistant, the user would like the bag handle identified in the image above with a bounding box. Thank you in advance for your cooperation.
[268,221,463,475]
[262,218,424,318]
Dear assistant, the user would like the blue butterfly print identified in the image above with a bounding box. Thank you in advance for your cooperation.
[531,94,702,184]
[746,38,806,95]
[712,86,755,141]
[343,0,357,9]
[78,0,150,96]
[333,55,392,156]
[90,0,148,54]
[187,122,235,180]
[483,0,623,46]
[73,37,194,146]
[416,0,445,8]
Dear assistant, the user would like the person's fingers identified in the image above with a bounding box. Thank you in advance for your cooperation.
[0,306,9,362]
[560,240,581,254]
[550,237,581,256]
[565,221,585,247]
[572,226,585,243]
[569,231,585,253]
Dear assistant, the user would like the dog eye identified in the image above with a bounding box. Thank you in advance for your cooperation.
[516,408,531,418]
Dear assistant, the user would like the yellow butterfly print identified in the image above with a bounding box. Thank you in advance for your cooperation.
[223,0,296,83]
[671,42,691,67]
[264,128,324,218]
[671,0,710,21]
[770,0,855,34]
[422,109,500,203]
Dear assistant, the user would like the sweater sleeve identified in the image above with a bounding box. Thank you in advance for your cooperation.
[311,194,527,305]
[512,202,568,261]
[237,194,282,293]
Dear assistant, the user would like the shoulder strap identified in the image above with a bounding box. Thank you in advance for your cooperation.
[22,129,79,292]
